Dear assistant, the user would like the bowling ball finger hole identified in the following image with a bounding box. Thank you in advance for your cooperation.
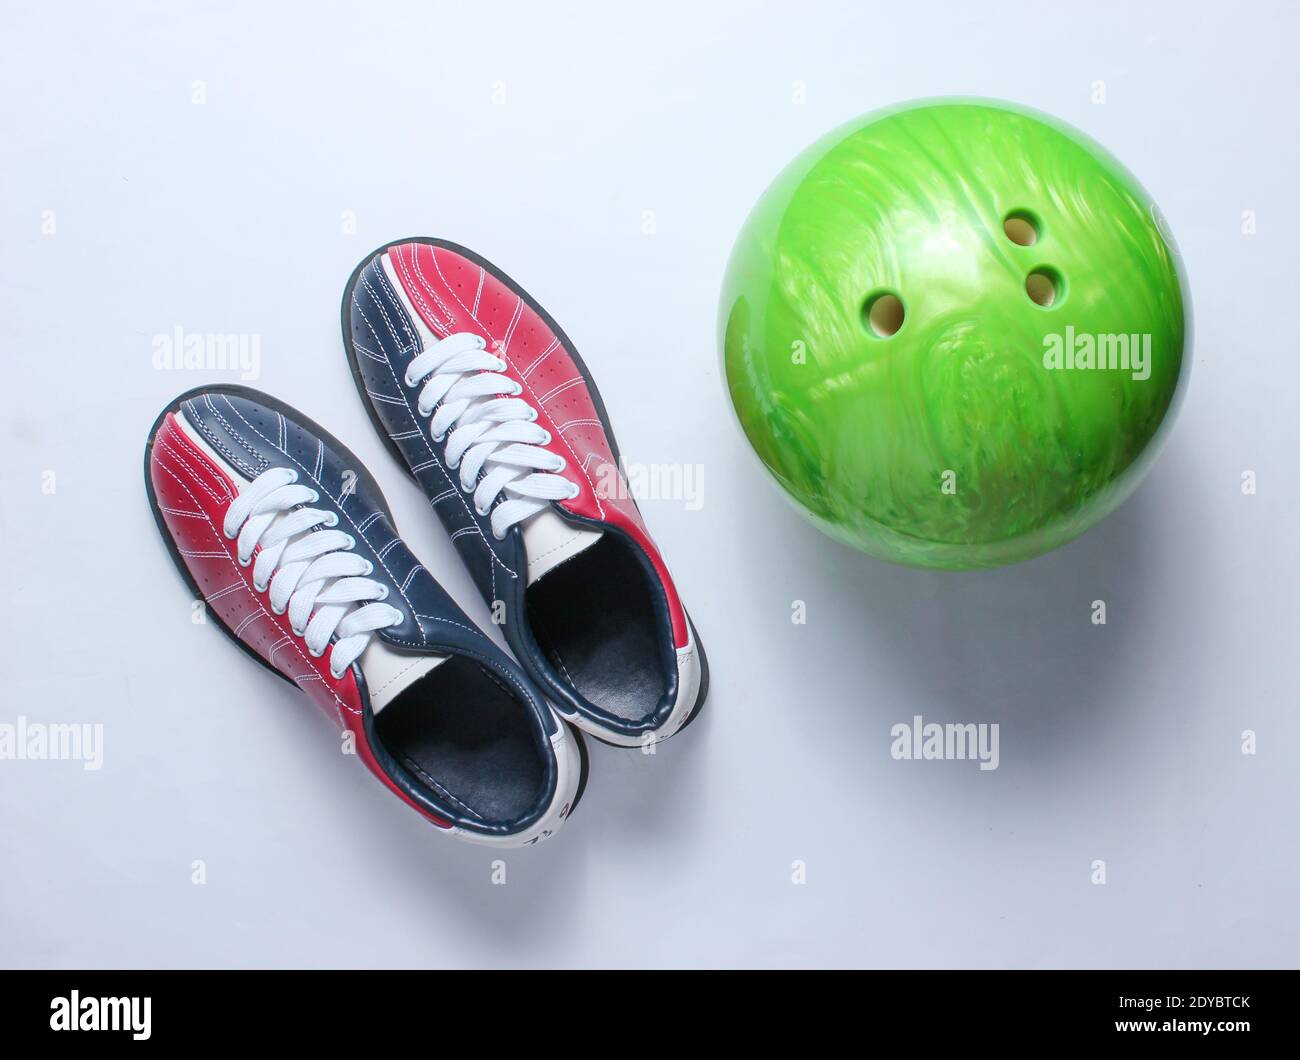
[862,292,905,338]
[1025,267,1064,308]
[1003,210,1041,246]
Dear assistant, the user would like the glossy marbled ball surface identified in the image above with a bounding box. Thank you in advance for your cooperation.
[720,99,1188,569]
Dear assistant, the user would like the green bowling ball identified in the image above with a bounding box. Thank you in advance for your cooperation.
[720,99,1189,569]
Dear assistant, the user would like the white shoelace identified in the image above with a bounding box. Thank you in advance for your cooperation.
[404,332,581,539]
[223,467,404,679]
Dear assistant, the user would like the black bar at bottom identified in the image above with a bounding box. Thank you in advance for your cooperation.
[0,969,1289,1045]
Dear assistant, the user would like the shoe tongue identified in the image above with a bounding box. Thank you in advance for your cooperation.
[524,507,602,584]
[361,510,596,711]
[359,643,448,713]
[256,492,442,714]
[363,510,595,712]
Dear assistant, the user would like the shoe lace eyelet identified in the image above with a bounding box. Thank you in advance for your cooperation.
[377,585,390,601]
[324,511,339,527]
[568,483,581,500]
[362,560,374,576]
[551,456,567,473]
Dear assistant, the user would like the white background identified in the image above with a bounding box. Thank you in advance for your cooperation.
[2,0,1297,968]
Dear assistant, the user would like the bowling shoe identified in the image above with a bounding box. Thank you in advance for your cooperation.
[342,238,708,746]
[145,385,586,845]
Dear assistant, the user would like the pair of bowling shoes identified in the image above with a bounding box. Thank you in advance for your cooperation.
[146,239,708,846]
